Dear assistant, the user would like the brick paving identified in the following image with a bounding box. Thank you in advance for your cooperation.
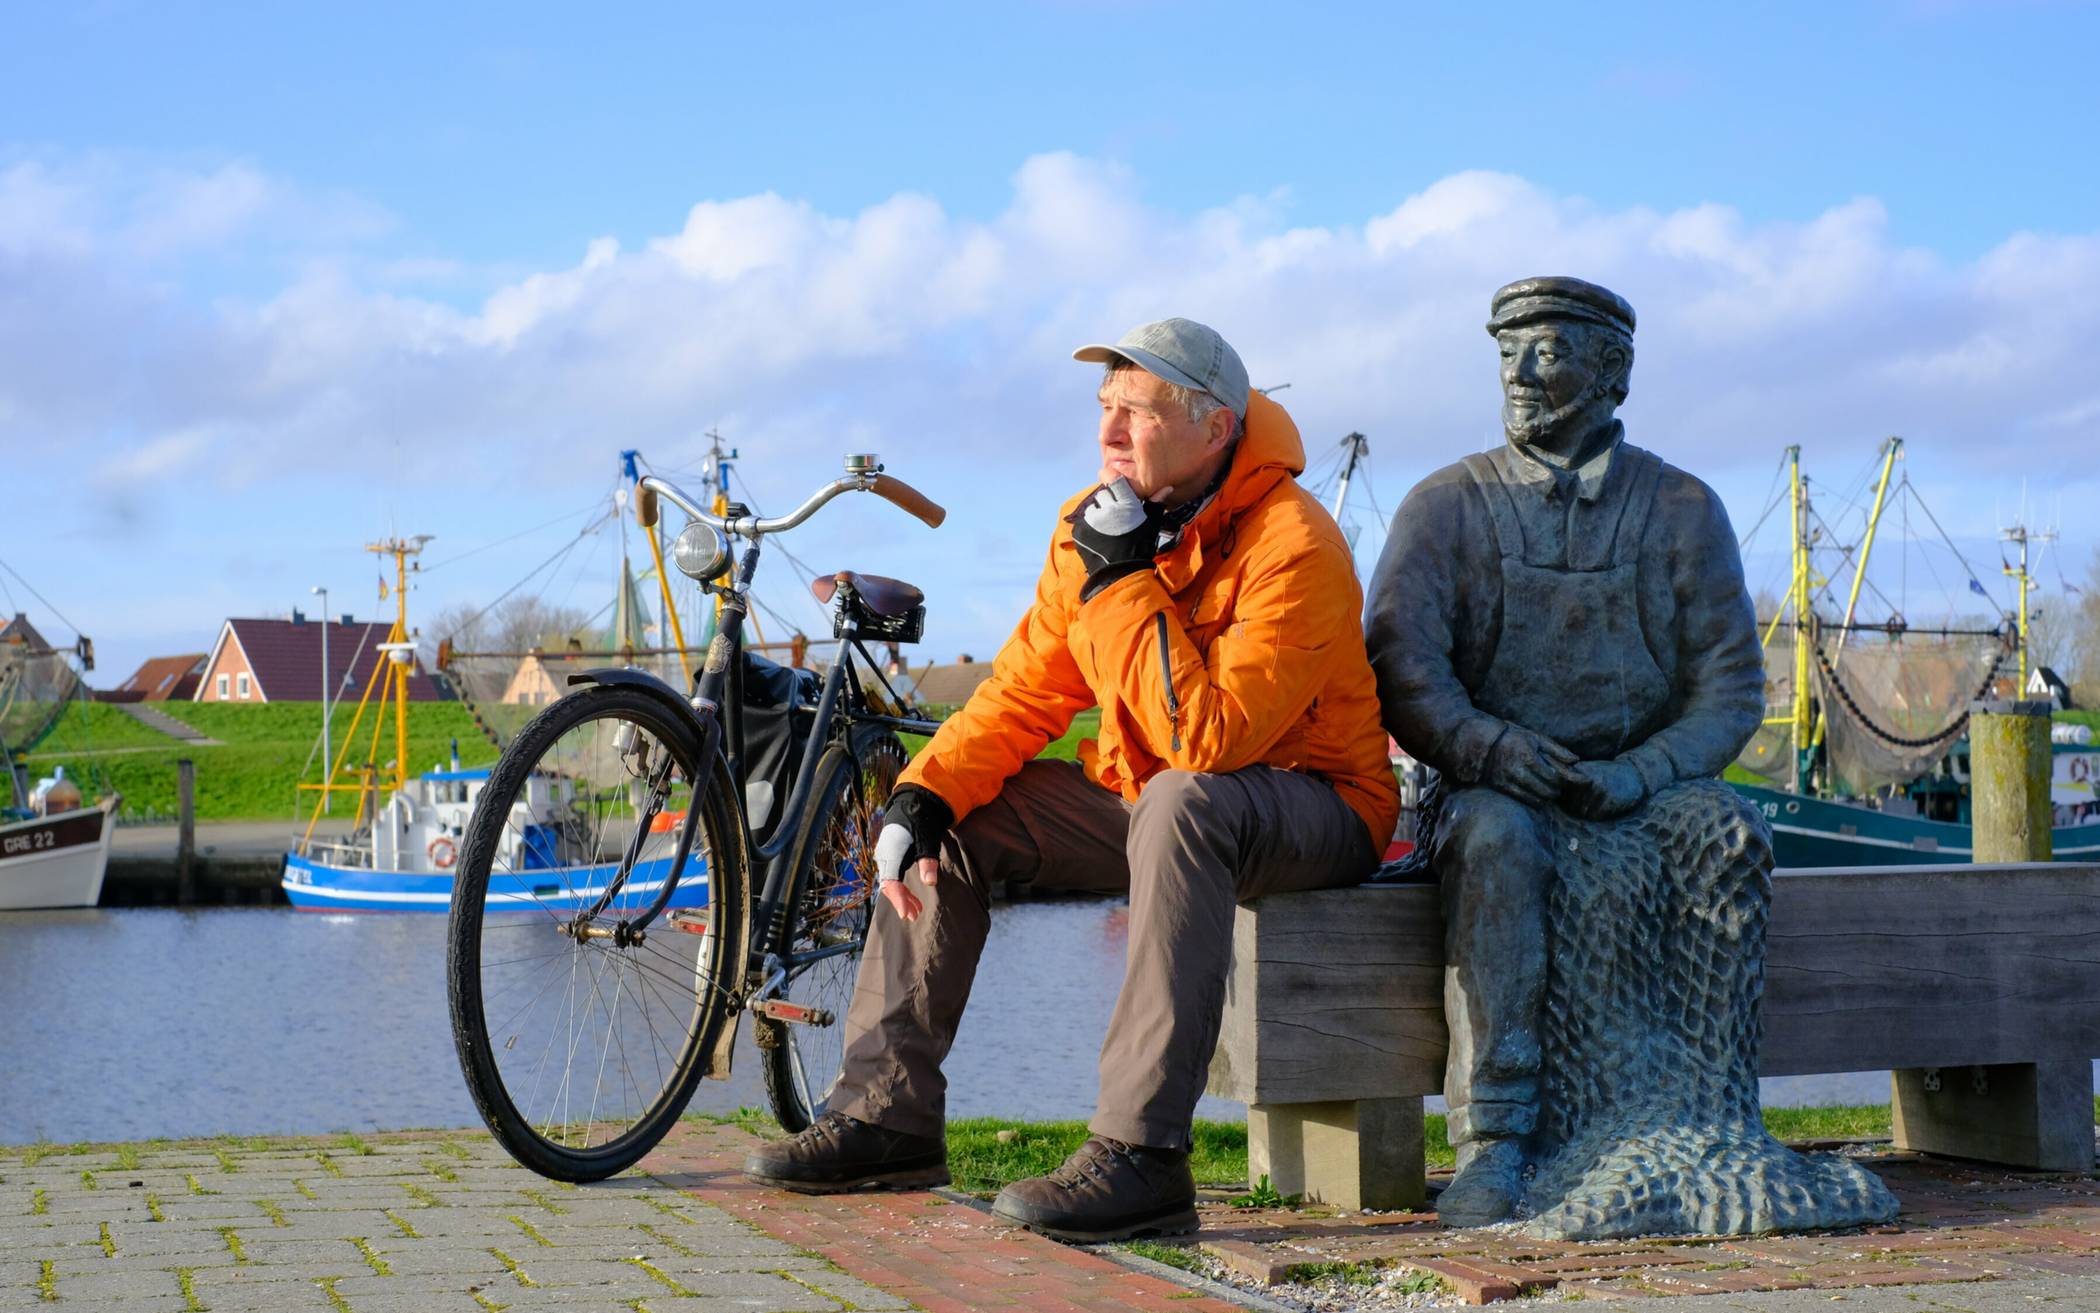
[4,1126,2097,1311]
[1177,1149,2100,1306]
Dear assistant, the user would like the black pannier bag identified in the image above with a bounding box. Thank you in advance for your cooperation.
[738,651,818,846]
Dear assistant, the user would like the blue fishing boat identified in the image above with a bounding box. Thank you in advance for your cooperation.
[282,765,709,913]
[282,534,709,913]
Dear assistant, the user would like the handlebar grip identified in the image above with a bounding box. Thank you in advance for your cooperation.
[872,474,946,528]
[636,484,659,529]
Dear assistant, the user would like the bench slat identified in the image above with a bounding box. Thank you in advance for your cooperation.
[1208,863,2100,1106]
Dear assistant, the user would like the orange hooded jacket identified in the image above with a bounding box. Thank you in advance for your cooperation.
[897,391,1401,850]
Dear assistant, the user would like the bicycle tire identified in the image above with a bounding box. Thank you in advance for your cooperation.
[447,684,748,1181]
[760,731,906,1132]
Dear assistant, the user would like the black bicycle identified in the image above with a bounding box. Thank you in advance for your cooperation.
[446,455,946,1181]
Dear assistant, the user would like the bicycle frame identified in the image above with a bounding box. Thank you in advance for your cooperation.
[575,464,943,988]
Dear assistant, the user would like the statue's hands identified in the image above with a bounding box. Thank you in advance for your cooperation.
[873,785,951,923]
[1564,759,1646,820]
[1484,727,1580,807]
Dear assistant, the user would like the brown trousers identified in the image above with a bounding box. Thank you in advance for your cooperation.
[830,760,1377,1149]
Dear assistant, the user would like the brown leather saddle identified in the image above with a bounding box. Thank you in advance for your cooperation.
[810,570,924,618]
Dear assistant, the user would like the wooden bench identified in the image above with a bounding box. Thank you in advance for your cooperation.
[1205,863,2100,1210]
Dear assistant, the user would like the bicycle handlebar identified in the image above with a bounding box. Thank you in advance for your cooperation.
[634,459,945,537]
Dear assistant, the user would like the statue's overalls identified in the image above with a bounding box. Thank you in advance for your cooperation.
[1434,446,1666,1149]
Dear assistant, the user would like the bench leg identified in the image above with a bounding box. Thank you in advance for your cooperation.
[1891,1061,2096,1172]
[1246,1097,1424,1211]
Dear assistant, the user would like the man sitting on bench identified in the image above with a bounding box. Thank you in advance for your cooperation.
[744,317,1399,1242]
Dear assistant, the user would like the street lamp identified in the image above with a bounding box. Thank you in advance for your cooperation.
[312,586,330,815]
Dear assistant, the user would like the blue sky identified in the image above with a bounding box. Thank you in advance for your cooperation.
[4,2,2100,683]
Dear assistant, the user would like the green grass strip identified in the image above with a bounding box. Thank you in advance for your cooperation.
[114,1144,141,1171]
[625,1258,695,1296]
[254,1198,288,1227]
[1122,1240,1207,1273]
[351,1236,392,1277]
[213,1146,241,1174]
[337,1134,375,1156]
[145,1193,165,1222]
[423,1157,460,1183]
[384,1209,421,1239]
[314,1151,343,1177]
[293,1178,318,1200]
[317,1275,352,1313]
[79,1169,96,1191]
[177,1266,204,1312]
[439,1139,473,1160]
[186,1173,217,1196]
[519,1187,567,1215]
[98,1222,115,1258]
[471,1292,510,1313]
[218,1225,249,1264]
[506,1214,553,1248]
[37,1259,55,1303]
[21,1143,50,1168]
[28,1188,46,1216]
[489,1247,539,1288]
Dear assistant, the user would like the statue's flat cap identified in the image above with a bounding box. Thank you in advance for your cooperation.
[1486,276,1636,338]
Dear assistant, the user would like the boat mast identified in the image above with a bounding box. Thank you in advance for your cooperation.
[1329,432,1368,521]
[2001,520,2054,696]
[622,450,694,687]
[1789,447,1818,793]
[297,534,429,854]
[1809,436,1902,757]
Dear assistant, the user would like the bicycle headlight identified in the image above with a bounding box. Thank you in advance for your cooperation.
[671,522,733,582]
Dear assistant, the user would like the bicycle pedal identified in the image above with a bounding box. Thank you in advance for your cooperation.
[667,910,709,936]
[752,999,834,1027]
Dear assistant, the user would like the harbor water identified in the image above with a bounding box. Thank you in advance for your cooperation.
[2,900,2079,1145]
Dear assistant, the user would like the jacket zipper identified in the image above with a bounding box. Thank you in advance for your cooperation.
[1154,611,1182,752]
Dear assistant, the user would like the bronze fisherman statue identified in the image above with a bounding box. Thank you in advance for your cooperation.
[1367,278,1896,1239]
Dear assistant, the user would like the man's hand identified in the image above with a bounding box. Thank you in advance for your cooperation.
[1483,726,1579,807]
[1563,759,1646,820]
[1067,477,1171,602]
[873,785,952,922]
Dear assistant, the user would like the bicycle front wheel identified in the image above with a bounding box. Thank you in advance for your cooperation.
[760,732,905,1131]
[447,684,748,1181]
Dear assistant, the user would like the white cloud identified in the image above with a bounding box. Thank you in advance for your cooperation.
[10,148,2100,672]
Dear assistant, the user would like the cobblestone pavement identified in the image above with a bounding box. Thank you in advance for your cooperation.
[7,1125,2099,1312]
[0,1122,1241,1313]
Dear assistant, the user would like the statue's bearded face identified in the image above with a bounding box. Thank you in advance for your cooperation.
[1498,320,1629,454]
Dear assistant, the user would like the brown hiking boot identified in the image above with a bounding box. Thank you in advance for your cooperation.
[991,1135,1197,1242]
[742,1111,949,1194]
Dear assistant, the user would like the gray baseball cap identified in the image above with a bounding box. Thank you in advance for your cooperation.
[1073,317,1250,419]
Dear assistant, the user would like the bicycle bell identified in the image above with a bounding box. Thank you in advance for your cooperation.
[671,521,733,582]
[844,453,882,475]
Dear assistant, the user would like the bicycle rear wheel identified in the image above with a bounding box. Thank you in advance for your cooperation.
[760,732,905,1131]
[447,684,748,1181]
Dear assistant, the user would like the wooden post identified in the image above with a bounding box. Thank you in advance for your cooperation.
[1891,700,2087,1170]
[1968,699,2051,862]
[176,758,196,905]
[1248,1098,1425,1212]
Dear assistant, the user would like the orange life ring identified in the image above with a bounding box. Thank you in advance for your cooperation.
[428,836,458,869]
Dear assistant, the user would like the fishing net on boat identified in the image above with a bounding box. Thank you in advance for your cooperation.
[0,644,83,757]
[442,646,699,751]
[1811,632,2005,795]
[0,644,85,812]
[1733,635,1798,784]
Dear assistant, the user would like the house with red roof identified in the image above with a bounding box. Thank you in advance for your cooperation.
[194,613,444,703]
[114,653,207,702]
[0,613,53,651]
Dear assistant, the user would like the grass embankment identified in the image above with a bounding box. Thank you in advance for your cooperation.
[16,702,496,822]
[898,707,1101,761]
[725,1101,2051,1202]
